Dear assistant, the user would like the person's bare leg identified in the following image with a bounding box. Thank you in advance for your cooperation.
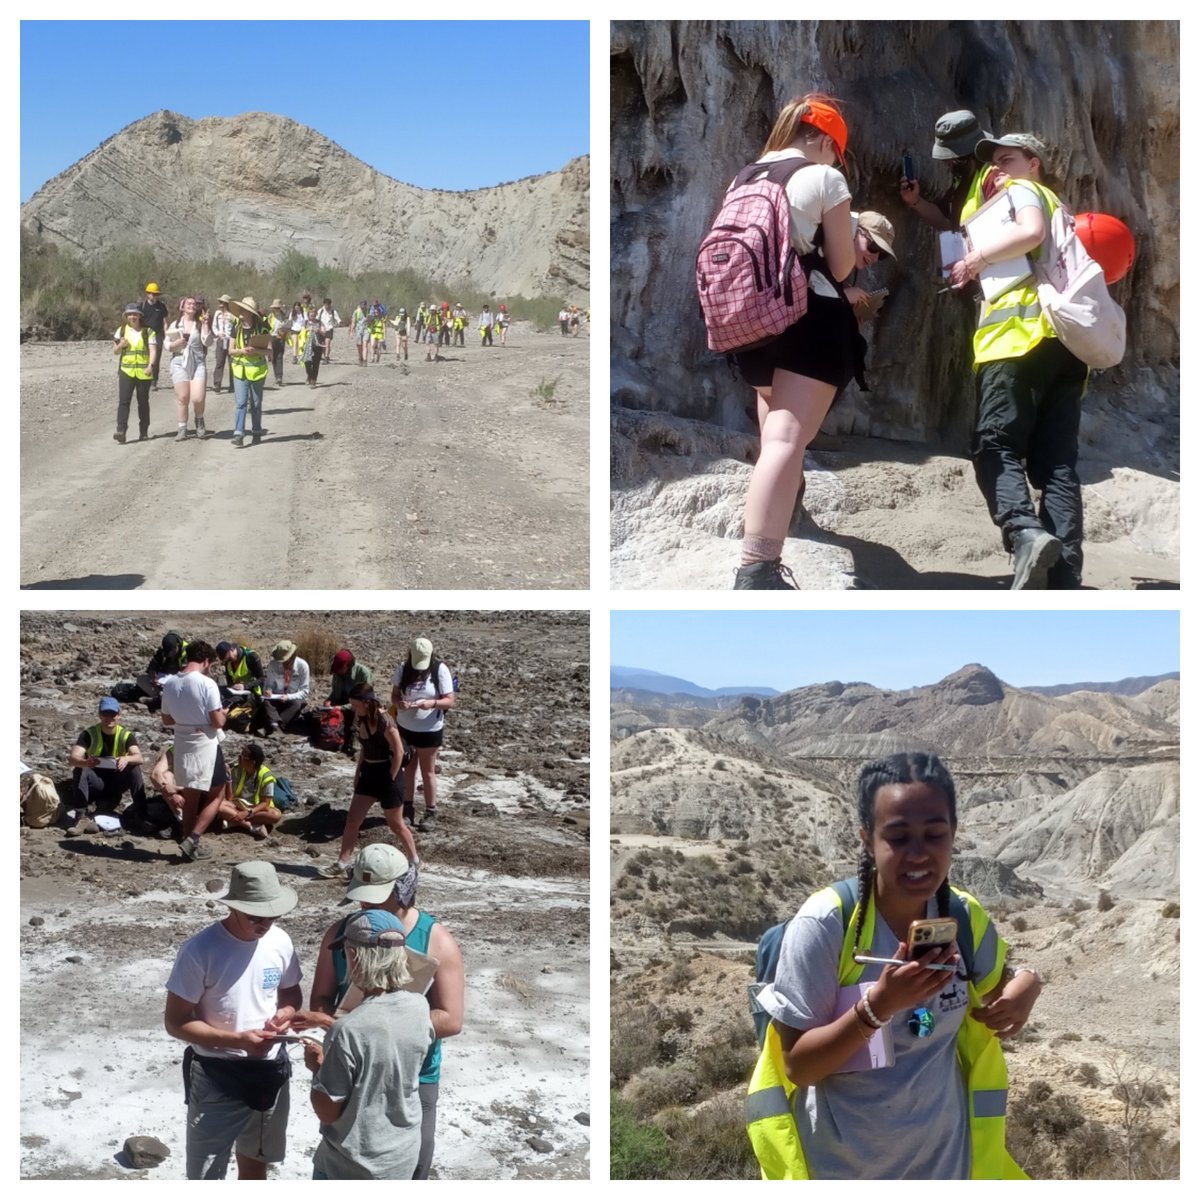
[235,1153,267,1180]
[336,793,377,864]
[418,747,439,812]
[743,369,836,547]
[384,808,420,862]
[190,784,225,838]
[174,380,191,428]
[402,755,419,810]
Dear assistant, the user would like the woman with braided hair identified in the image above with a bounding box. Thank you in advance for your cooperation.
[749,752,1042,1178]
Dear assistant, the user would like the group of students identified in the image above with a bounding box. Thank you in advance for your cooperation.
[712,95,1105,591]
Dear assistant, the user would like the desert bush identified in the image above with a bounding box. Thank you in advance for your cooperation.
[665,956,695,987]
[294,622,342,678]
[611,1091,672,1179]
[1011,915,1028,932]
[1097,889,1114,912]
[611,1003,669,1086]
[656,1094,758,1180]
[1161,901,1180,918]
[622,1065,700,1118]
[1070,897,1090,913]
[1077,1062,1101,1087]
[626,859,644,878]
[694,1040,757,1091]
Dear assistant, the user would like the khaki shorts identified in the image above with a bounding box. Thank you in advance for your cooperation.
[186,1056,290,1179]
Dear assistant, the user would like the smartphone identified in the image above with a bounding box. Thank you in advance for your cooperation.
[907,917,958,956]
[902,152,915,181]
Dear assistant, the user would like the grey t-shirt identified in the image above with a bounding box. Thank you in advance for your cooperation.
[312,989,435,1180]
[760,887,1002,1180]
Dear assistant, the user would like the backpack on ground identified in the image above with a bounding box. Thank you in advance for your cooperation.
[1029,187,1126,369]
[21,773,64,828]
[110,681,144,704]
[226,699,255,734]
[272,775,298,811]
[313,706,345,752]
[748,876,976,1047]
[696,158,814,354]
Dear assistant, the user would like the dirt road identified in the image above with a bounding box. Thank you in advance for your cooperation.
[19,611,590,1180]
[21,329,588,590]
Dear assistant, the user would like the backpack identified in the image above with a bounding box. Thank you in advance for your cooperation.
[314,706,345,751]
[1029,186,1126,369]
[748,877,976,1047]
[272,775,298,811]
[21,773,63,828]
[428,658,459,697]
[696,158,814,353]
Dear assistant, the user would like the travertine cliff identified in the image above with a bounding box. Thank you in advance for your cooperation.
[23,111,589,300]
[611,20,1178,466]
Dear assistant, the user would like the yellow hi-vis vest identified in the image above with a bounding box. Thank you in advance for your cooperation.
[118,326,153,379]
[86,724,132,758]
[972,179,1062,367]
[231,322,269,382]
[225,648,262,696]
[958,165,992,227]
[233,763,278,809]
[746,883,1026,1180]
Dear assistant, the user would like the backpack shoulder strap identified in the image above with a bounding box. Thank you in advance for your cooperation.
[733,157,816,191]
[947,886,977,981]
[430,659,445,697]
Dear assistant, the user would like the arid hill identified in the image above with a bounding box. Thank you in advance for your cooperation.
[22,110,589,301]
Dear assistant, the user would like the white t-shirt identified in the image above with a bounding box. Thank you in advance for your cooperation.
[166,921,302,1060]
[389,663,454,733]
[751,150,852,255]
[319,307,340,331]
[161,670,222,730]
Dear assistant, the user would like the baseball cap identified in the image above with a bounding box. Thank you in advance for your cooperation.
[331,649,354,674]
[332,908,407,949]
[345,843,411,903]
[857,211,897,258]
[215,641,234,658]
[410,637,433,671]
[99,697,121,714]
[974,132,1049,164]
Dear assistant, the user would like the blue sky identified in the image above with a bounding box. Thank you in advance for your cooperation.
[611,611,1180,692]
[20,21,588,201]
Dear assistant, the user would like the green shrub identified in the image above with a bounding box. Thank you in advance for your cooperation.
[1161,901,1180,918]
[622,1065,700,1118]
[1097,889,1114,912]
[610,1091,672,1179]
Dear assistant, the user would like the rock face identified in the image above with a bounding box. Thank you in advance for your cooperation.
[23,111,589,301]
[611,20,1178,469]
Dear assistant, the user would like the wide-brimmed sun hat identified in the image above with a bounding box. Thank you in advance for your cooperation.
[220,861,298,918]
[229,296,261,321]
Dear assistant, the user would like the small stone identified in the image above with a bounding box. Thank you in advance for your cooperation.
[574,1112,590,1126]
[305,846,321,858]
[526,1136,553,1154]
[62,622,81,633]
[205,880,225,893]
[64,955,84,964]
[205,900,217,909]
[540,965,552,974]
[29,916,45,927]
[123,1135,170,1169]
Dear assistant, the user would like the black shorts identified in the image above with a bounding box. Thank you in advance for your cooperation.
[357,759,403,809]
[402,726,444,750]
[732,291,865,391]
[211,746,229,788]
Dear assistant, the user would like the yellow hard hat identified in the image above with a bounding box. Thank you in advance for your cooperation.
[144,282,161,294]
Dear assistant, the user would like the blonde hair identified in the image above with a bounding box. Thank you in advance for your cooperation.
[348,942,413,993]
[760,92,845,157]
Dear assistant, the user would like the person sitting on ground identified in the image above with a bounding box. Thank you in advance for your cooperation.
[317,684,418,878]
[215,641,265,703]
[65,696,146,836]
[159,639,227,862]
[297,846,464,1180]
[148,739,232,841]
[300,909,434,1179]
[262,640,311,735]
[327,648,372,757]
[216,743,282,841]
[136,630,189,710]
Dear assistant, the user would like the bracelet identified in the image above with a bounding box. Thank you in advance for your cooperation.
[860,988,886,1029]
[853,1002,874,1041]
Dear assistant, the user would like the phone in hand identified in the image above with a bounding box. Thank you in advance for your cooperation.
[902,152,915,182]
[907,917,958,957]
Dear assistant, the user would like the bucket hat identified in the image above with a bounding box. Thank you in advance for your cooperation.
[220,861,298,918]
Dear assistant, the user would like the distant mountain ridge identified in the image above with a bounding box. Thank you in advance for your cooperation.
[610,665,777,698]
[1021,672,1179,698]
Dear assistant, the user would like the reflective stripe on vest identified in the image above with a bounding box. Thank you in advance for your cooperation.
[119,327,152,379]
[231,323,269,381]
[233,763,277,808]
[745,883,1025,1180]
[87,724,130,758]
[972,178,1061,365]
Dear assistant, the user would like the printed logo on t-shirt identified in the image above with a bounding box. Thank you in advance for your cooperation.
[262,967,281,990]
[934,975,969,1016]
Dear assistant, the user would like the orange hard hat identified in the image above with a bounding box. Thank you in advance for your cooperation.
[1074,212,1136,285]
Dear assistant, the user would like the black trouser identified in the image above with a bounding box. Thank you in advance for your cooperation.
[480,326,493,346]
[260,698,305,732]
[73,764,146,811]
[559,320,568,336]
[271,338,286,385]
[117,372,151,437]
[972,337,1088,588]
[454,328,464,346]
[305,348,323,383]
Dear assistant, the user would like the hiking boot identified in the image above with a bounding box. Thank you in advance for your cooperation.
[196,419,209,439]
[733,559,798,590]
[417,809,437,832]
[251,825,269,841]
[251,433,262,445]
[231,433,244,448]
[1010,529,1062,591]
[402,803,416,828]
[317,860,351,880]
[138,430,149,442]
[65,815,99,837]
[113,431,126,444]
[180,835,213,861]
[175,427,188,442]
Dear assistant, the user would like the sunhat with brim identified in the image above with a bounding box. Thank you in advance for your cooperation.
[932,110,990,161]
[332,908,407,949]
[270,298,285,309]
[229,296,261,321]
[346,843,411,903]
[410,637,433,671]
[974,132,1049,164]
[218,294,233,304]
[220,861,298,918]
[124,304,143,316]
[858,211,897,258]
[272,639,297,661]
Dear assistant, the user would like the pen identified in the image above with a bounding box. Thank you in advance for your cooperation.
[852,954,957,972]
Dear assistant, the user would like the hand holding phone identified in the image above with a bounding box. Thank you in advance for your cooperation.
[902,152,915,182]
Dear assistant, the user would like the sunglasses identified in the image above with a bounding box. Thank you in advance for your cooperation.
[864,237,883,256]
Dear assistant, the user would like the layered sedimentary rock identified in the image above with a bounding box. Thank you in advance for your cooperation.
[611,20,1178,467]
[23,111,589,300]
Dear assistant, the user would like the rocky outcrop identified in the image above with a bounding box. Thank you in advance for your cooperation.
[23,111,589,301]
[611,20,1178,470]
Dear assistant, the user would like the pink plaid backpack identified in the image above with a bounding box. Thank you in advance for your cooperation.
[696,158,815,353]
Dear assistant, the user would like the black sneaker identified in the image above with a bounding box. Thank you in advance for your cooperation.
[1010,529,1062,591]
[113,431,126,444]
[733,559,798,590]
[417,809,437,832]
